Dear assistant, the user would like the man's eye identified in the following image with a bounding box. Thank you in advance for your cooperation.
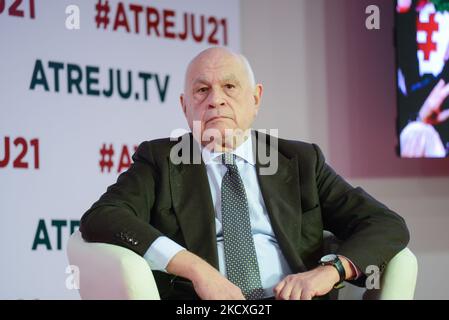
[225,84,235,89]
[197,87,208,93]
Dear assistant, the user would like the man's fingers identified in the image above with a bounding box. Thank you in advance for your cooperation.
[437,109,449,123]
[289,286,303,300]
[273,281,285,298]
[430,79,445,97]
[276,283,293,300]
[426,79,449,110]
[280,285,313,300]
[229,289,245,300]
[438,82,449,103]
[300,290,313,300]
[430,80,449,108]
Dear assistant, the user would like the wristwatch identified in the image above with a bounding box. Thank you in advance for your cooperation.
[318,254,346,289]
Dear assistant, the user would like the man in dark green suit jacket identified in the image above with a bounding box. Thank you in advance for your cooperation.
[80,47,409,300]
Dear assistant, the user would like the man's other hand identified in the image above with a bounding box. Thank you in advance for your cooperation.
[167,250,245,300]
[418,79,449,125]
[191,265,245,300]
[273,266,339,300]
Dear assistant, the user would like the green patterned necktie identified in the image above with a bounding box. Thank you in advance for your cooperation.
[221,153,264,300]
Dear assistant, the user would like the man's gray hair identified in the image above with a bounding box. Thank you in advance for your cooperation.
[184,47,257,90]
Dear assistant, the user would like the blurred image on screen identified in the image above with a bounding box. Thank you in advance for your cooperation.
[396,0,449,157]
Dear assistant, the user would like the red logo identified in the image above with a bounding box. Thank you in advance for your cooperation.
[417,13,439,61]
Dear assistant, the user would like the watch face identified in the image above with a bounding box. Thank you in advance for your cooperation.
[321,254,338,263]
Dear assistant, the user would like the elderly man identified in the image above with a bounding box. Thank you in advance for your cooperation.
[80,47,409,300]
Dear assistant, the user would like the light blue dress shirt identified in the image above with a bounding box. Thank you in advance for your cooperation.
[144,134,293,298]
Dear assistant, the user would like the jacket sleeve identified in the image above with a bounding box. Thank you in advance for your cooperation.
[313,144,410,278]
[79,141,163,256]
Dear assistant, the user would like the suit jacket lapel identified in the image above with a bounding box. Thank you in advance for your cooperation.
[169,134,219,269]
[253,131,307,273]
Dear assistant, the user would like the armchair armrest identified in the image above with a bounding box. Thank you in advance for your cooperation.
[67,230,160,300]
[323,231,418,300]
[363,247,418,300]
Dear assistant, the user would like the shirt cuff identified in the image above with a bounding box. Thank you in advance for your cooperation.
[143,236,186,272]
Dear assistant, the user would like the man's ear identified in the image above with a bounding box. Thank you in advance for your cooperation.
[180,94,187,115]
[253,84,263,112]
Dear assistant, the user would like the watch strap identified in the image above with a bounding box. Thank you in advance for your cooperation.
[331,257,346,289]
[319,255,346,289]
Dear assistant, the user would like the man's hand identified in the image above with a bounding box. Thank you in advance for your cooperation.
[418,79,449,125]
[190,264,245,300]
[273,266,339,300]
[166,250,245,300]
[273,256,355,300]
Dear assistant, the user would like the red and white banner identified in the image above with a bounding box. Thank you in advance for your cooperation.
[0,0,240,299]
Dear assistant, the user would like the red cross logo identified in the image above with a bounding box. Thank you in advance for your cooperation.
[417,13,439,61]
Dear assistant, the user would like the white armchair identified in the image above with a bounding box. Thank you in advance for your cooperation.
[67,230,417,300]
[323,231,418,300]
[67,230,160,300]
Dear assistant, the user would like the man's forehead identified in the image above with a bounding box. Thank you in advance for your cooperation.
[188,53,243,73]
[184,49,254,90]
[191,49,241,67]
[192,73,241,85]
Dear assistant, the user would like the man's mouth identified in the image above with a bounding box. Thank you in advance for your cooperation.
[206,116,231,123]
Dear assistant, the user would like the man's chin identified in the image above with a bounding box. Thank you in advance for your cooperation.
[200,125,249,151]
[204,123,235,135]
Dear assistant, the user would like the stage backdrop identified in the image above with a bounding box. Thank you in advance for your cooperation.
[0,0,240,299]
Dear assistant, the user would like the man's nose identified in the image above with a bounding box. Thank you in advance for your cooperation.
[208,89,226,108]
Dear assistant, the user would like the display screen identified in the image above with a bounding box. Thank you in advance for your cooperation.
[396,0,449,157]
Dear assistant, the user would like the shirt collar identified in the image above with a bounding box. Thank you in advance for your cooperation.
[201,133,256,166]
